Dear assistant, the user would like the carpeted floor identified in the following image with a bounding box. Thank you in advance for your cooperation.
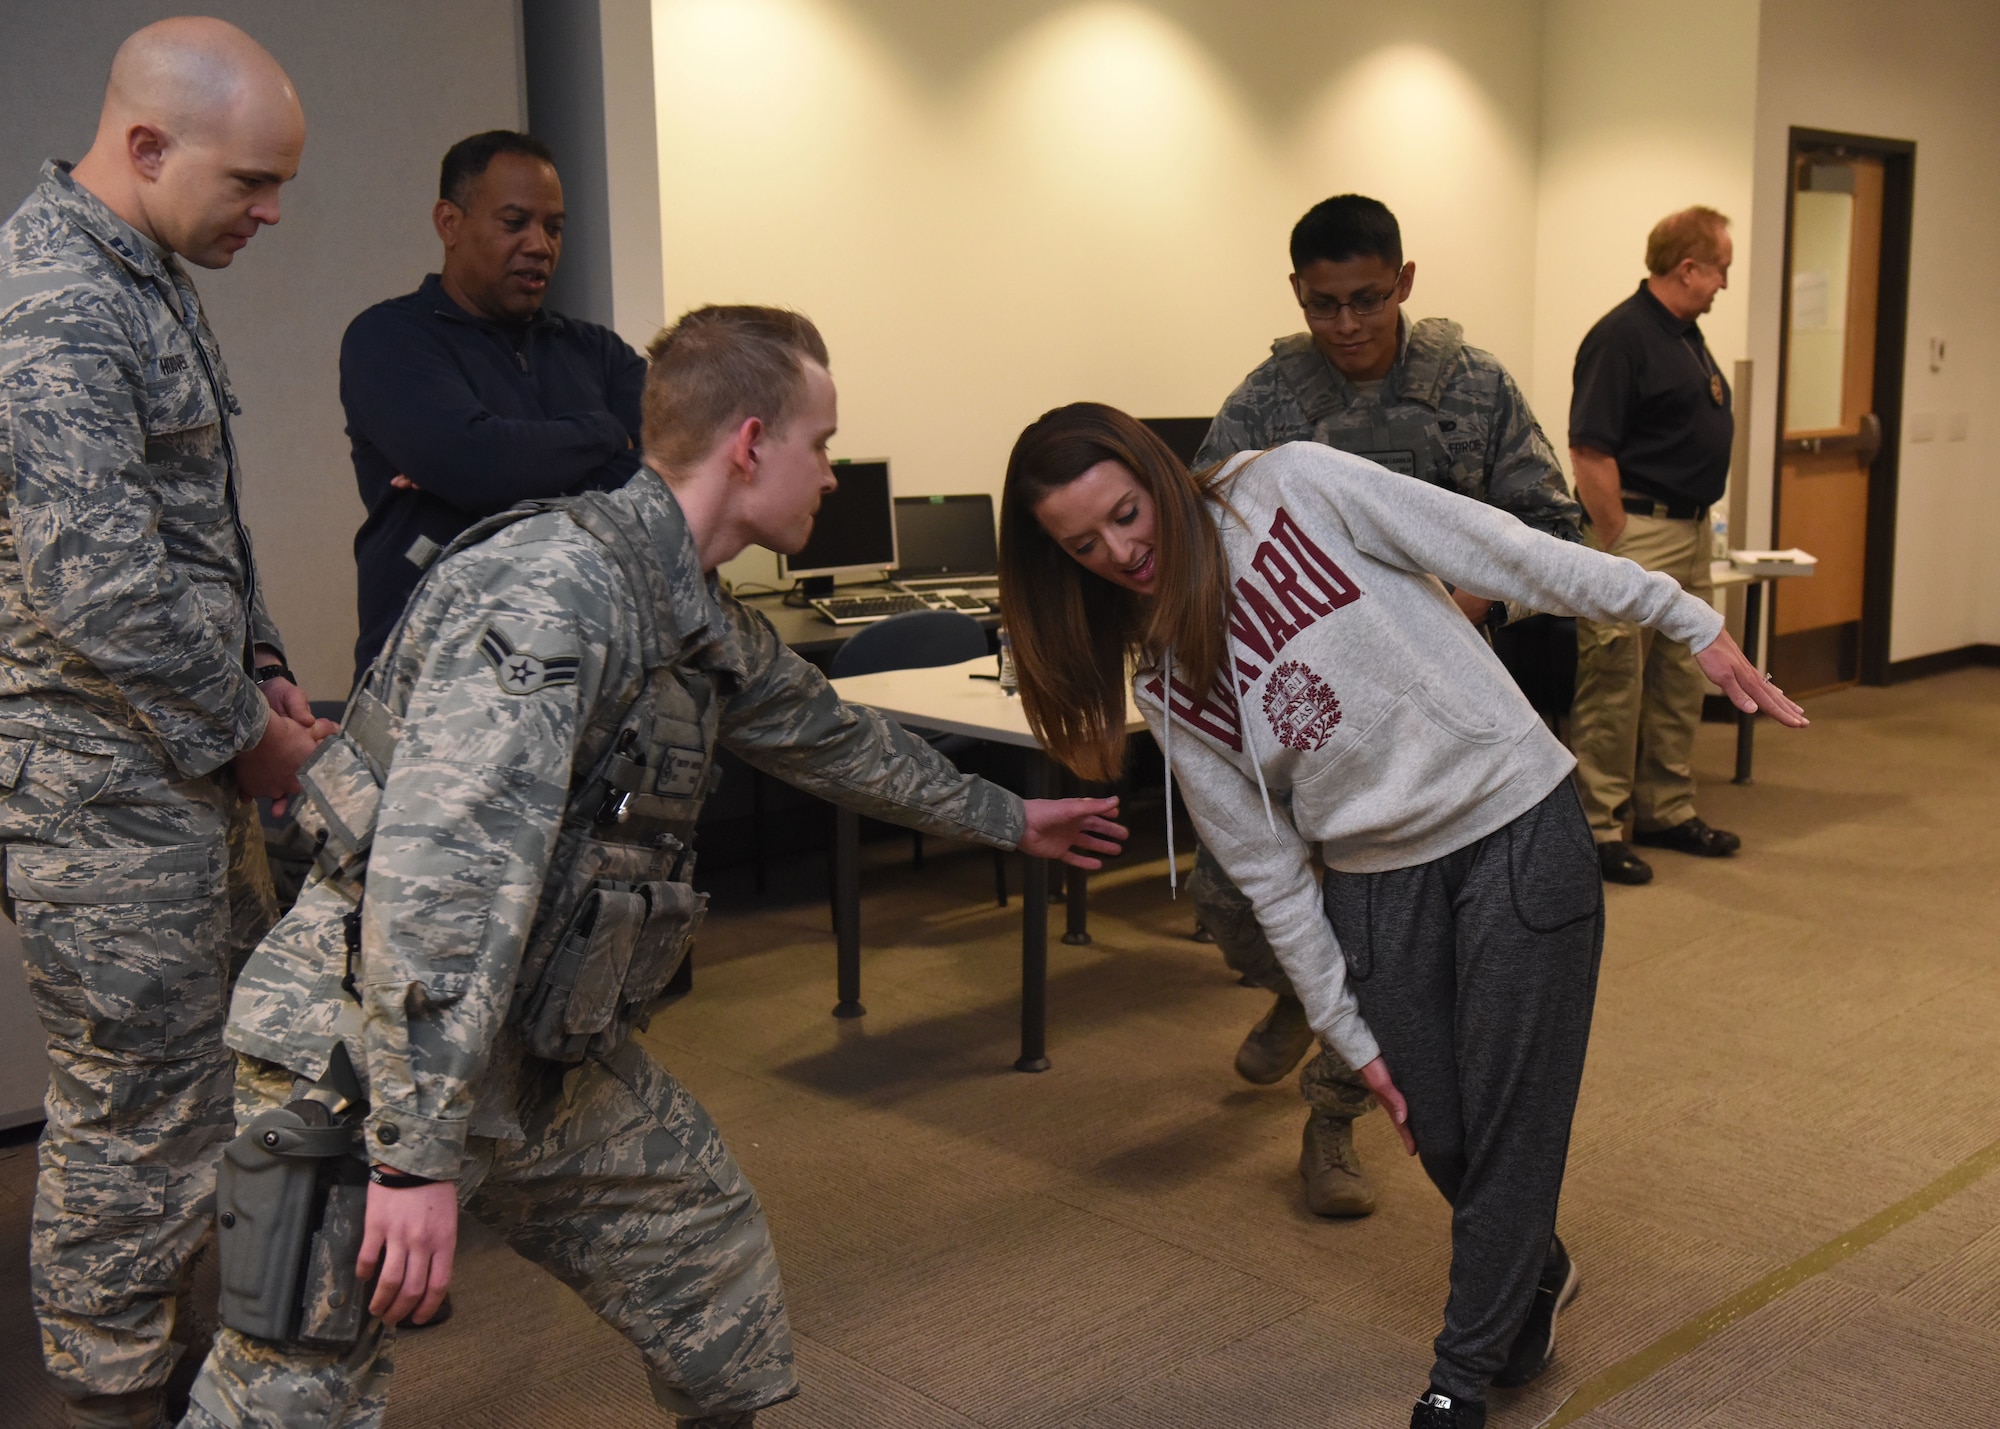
[3,668,1996,1427]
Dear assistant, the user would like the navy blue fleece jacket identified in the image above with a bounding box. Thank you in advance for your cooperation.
[340,273,645,684]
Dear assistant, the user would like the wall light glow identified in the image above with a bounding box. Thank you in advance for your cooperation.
[646,1,1553,591]
[1000,4,1228,170]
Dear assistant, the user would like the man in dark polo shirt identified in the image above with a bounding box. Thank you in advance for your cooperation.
[1568,205,1740,884]
[340,130,645,684]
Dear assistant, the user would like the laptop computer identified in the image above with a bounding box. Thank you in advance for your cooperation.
[891,494,999,606]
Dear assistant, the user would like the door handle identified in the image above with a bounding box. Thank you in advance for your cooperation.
[1857,411,1881,464]
[1780,412,1881,462]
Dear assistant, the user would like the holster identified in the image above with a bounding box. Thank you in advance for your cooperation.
[215,1045,371,1347]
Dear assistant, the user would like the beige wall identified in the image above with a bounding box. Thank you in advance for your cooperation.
[0,1,524,698]
[1529,0,1761,486]
[645,0,1550,588]
[1746,0,2000,661]
[7,2,1991,675]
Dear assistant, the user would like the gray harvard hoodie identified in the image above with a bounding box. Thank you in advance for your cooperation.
[1134,442,1723,1068]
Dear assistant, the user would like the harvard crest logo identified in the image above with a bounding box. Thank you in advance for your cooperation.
[478,625,580,695]
[1262,661,1341,751]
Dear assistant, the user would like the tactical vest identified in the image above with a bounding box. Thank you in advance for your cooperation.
[1273,324,1487,502]
[1314,401,1478,497]
[293,494,715,1064]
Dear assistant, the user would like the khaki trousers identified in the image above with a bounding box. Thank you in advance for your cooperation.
[1570,513,1712,842]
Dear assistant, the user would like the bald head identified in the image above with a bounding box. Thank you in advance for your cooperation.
[71,17,305,269]
[104,17,299,141]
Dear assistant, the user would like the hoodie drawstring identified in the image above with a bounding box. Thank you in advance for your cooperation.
[1161,645,1176,897]
[1225,630,1279,834]
[1158,634,1277,899]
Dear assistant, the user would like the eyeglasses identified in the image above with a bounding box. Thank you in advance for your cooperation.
[1300,287,1397,321]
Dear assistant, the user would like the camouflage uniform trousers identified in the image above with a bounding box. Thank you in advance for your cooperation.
[179,1037,797,1428]
[1189,843,1375,1120]
[0,738,277,1400]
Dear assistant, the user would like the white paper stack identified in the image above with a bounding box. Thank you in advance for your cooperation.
[1730,549,1817,577]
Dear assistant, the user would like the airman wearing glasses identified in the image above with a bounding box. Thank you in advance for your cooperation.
[1189,194,1582,1226]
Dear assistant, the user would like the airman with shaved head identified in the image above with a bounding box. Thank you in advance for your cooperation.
[0,18,330,1427]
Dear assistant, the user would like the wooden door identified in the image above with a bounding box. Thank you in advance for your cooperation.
[1772,153,1884,692]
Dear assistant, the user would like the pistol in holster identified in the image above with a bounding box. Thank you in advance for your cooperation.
[215,1042,372,1347]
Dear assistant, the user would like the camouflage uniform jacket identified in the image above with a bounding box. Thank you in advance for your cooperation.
[0,161,281,776]
[1193,317,1583,544]
[226,472,1027,1180]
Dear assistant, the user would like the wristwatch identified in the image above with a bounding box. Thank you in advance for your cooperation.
[253,661,296,686]
[368,1165,438,1189]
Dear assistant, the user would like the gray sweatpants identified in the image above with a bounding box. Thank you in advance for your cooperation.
[1321,781,1603,1402]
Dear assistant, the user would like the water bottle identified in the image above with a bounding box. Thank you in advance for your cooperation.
[997,625,1018,695]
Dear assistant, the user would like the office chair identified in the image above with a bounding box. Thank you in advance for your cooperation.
[829,608,988,680]
[828,610,1011,905]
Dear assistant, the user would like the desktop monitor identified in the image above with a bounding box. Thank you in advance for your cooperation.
[776,458,897,587]
[892,494,998,579]
[1141,417,1212,469]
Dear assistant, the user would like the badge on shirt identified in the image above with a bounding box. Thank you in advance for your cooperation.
[1710,373,1726,407]
[478,625,580,695]
[656,747,705,798]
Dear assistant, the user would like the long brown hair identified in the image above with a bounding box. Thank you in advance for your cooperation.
[999,403,1235,781]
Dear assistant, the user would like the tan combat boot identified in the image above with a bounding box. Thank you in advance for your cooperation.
[1233,993,1315,1084]
[66,1391,166,1429]
[1299,1110,1376,1217]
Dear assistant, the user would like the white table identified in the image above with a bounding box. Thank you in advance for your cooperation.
[829,656,1145,1071]
[1709,558,1814,784]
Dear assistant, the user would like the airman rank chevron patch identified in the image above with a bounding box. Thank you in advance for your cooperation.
[478,624,581,695]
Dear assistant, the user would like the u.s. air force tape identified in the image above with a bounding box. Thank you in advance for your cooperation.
[478,624,580,695]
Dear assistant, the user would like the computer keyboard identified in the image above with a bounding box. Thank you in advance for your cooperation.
[812,586,996,624]
[813,592,936,625]
[894,581,994,613]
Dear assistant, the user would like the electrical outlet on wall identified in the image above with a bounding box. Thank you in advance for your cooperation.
[1908,412,1937,442]
[1945,412,1969,442]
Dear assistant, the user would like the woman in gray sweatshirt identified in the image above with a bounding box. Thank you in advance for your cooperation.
[998,403,1804,1429]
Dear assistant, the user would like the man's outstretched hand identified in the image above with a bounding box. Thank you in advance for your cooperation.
[1019,796,1126,869]
[1695,630,1808,728]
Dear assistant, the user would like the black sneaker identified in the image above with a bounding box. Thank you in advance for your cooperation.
[1411,1388,1486,1427]
[1494,1238,1581,1388]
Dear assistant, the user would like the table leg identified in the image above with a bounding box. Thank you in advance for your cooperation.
[833,805,864,1018]
[1062,864,1090,945]
[1734,581,1764,785]
[1059,769,1091,944]
[1017,752,1051,1072]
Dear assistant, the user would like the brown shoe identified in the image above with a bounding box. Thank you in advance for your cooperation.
[1299,1111,1376,1217]
[1233,994,1315,1084]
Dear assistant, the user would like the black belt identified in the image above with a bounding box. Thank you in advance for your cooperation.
[1620,493,1708,522]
